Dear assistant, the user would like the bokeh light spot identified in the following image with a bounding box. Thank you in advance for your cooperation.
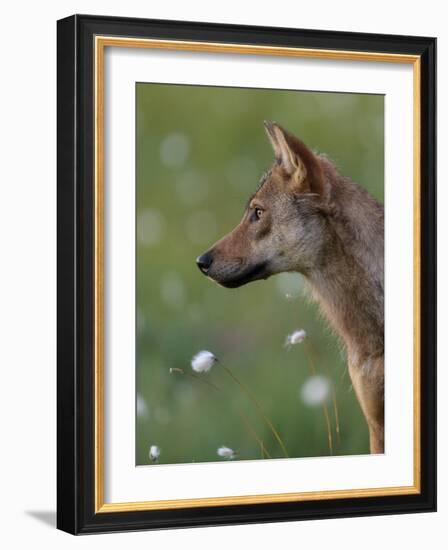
[137,208,164,246]
[160,132,190,167]
[186,211,217,245]
[300,375,331,407]
[160,271,186,309]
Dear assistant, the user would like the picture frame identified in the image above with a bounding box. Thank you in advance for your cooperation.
[57,14,436,534]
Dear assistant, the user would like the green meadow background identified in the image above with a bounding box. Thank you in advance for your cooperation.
[136,83,384,466]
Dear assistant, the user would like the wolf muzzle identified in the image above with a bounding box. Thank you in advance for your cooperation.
[196,251,213,274]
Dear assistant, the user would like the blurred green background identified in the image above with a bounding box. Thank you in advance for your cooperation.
[136,83,384,466]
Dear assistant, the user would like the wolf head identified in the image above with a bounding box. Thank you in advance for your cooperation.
[196,122,333,288]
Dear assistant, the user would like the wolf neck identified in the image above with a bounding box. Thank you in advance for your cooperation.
[306,162,384,364]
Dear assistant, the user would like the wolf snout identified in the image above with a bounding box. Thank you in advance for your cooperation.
[196,251,213,274]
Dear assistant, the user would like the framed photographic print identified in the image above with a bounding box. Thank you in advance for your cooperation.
[57,14,436,534]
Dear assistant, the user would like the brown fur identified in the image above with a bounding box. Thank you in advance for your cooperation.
[196,122,384,454]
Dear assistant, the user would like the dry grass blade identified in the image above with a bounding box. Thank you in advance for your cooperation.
[303,340,334,455]
[170,366,272,459]
[219,363,289,458]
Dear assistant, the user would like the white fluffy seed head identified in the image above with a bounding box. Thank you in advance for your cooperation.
[217,446,236,459]
[149,445,161,461]
[300,375,331,406]
[191,350,217,373]
[285,329,307,346]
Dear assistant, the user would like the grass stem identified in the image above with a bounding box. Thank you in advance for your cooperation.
[171,367,272,459]
[303,340,334,455]
[219,363,289,458]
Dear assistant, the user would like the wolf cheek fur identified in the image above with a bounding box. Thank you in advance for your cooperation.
[197,122,384,454]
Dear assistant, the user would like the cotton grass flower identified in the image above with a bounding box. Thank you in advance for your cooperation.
[149,444,161,462]
[300,375,331,406]
[285,329,307,347]
[191,350,217,373]
[217,446,236,460]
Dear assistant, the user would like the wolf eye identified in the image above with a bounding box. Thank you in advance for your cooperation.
[254,208,263,220]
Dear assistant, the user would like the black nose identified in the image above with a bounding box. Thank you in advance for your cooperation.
[196,252,213,273]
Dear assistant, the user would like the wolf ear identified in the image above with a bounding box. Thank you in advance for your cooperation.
[264,121,327,200]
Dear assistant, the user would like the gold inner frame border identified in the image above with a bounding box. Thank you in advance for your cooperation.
[94,35,421,513]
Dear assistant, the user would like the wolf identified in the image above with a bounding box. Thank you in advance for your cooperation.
[196,122,384,454]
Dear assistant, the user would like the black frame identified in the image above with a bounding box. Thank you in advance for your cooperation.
[57,14,436,534]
